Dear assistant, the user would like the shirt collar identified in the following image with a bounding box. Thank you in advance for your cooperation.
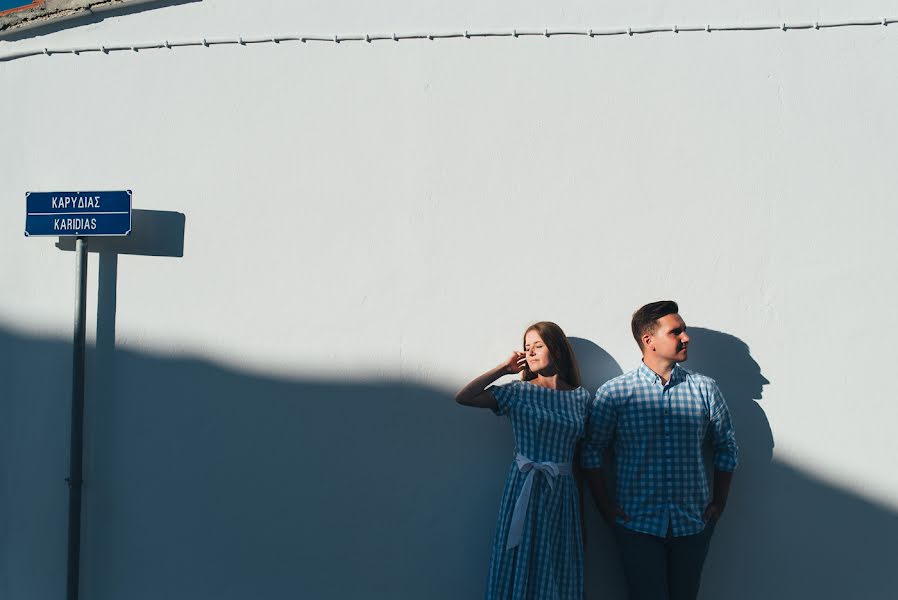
[638,361,685,385]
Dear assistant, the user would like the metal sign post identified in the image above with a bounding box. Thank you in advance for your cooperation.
[66,236,88,600]
[25,191,132,600]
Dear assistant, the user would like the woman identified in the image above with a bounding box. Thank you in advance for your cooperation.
[455,321,591,600]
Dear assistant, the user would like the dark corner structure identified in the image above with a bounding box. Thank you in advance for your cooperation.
[54,209,185,600]
[0,0,202,41]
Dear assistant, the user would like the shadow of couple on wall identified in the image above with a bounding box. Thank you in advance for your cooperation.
[578,329,897,600]
[1,326,896,599]
[685,328,897,600]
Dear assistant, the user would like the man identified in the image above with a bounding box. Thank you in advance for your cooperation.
[583,300,737,600]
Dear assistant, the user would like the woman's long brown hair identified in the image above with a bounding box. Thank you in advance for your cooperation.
[521,321,582,388]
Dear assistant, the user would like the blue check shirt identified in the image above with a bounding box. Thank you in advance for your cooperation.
[582,362,738,537]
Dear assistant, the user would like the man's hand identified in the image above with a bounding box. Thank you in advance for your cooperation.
[599,501,629,526]
[703,501,726,523]
[583,467,627,528]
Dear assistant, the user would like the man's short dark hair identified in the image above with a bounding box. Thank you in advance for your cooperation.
[631,300,679,348]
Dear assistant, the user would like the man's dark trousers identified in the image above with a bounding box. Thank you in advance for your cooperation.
[614,523,715,600]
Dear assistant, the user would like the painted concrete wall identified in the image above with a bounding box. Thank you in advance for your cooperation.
[2,1,897,598]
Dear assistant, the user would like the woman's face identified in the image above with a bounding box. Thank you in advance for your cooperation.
[524,330,553,373]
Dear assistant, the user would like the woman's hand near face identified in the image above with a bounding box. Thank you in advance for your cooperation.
[502,351,527,375]
[454,351,525,409]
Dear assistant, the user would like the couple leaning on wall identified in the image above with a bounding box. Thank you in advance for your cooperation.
[455,300,739,600]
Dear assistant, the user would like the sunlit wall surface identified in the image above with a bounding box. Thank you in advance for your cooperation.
[2,2,897,599]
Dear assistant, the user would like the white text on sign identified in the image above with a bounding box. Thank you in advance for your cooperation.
[51,196,101,209]
[54,218,98,231]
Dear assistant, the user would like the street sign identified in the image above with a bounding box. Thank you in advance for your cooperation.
[25,190,132,237]
[23,186,132,600]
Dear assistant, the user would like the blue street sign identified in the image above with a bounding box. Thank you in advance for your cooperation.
[25,190,132,237]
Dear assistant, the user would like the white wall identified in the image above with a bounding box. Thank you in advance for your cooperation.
[2,2,897,598]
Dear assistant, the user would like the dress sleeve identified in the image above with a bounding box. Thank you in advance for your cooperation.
[486,382,517,416]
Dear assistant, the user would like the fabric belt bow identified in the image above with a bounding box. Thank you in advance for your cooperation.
[505,453,572,550]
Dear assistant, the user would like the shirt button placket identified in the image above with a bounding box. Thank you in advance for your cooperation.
[661,382,673,533]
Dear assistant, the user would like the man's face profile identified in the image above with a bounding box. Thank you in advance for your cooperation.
[644,313,690,363]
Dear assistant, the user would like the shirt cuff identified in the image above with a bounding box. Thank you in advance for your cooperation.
[579,453,604,470]
[713,454,738,472]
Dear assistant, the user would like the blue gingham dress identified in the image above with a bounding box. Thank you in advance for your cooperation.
[485,381,591,600]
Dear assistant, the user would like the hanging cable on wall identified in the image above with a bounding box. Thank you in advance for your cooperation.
[0,17,894,62]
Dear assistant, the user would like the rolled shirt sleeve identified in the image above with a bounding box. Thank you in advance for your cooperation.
[580,384,617,469]
[709,382,739,472]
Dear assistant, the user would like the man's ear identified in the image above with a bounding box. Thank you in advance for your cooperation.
[642,332,654,351]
